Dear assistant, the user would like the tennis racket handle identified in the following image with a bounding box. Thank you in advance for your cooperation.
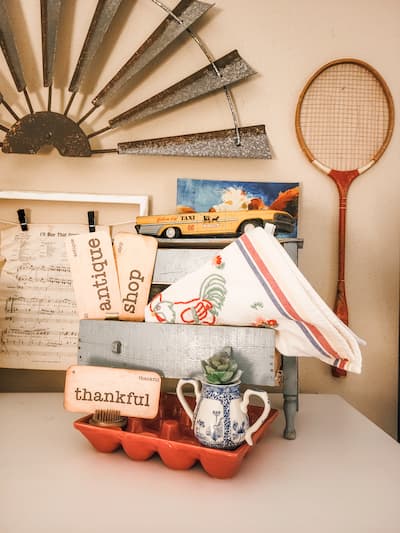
[334,280,349,325]
[332,280,348,377]
[332,366,347,377]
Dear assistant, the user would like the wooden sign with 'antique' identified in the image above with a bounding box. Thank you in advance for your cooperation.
[65,231,122,319]
[64,365,161,419]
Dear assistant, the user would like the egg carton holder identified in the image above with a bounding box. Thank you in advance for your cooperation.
[74,392,279,479]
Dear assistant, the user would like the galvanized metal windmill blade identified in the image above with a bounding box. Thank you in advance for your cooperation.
[40,0,63,110]
[89,50,256,138]
[78,0,213,125]
[64,0,125,116]
[0,90,18,126]
[83,1,271,160]
[0,0,33,113]
[116,125,272,159]
[4,0,124,157]
[4,0,91,158]
[0,0,272,160]
[0,93,10,131]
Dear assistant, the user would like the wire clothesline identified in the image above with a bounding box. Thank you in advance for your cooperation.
[0,217,137,228]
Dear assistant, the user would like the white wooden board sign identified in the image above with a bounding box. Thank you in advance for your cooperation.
[64,365,161,418]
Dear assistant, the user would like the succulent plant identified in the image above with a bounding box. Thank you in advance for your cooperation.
[201,346,242,385]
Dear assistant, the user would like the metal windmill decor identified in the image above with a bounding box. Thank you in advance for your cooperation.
[0,0,272,159]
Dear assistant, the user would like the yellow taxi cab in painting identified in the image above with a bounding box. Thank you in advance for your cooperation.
[135,209,295,239]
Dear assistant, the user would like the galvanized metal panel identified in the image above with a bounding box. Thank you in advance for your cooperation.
[92,0,213,107]
[153,248,217,284]
[118,125,272,159]
[109,50,256,128]
[157,237,234,249]
[0,0,26,92]
[41,0,63,87]
[68,0,124,94]
[78,320,276,386]
[153,241,301,284]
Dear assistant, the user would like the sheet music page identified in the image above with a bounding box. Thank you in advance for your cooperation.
[0,224,107,370]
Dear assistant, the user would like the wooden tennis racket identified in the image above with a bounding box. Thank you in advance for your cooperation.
[295,58,394,376]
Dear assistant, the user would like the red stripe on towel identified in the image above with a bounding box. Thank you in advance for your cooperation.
[241,233,343,362]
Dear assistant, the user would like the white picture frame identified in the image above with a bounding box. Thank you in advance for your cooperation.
[0,190,148,215]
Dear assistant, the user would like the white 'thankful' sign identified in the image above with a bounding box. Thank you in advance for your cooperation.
[64,365,161,418]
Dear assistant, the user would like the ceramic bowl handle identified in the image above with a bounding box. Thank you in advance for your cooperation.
[240,389,271,446]
[176,378,201,426]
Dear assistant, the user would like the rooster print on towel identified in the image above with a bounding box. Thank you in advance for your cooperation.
[149,273,226,325]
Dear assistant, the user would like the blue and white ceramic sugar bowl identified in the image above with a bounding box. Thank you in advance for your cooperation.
[176,348,270,450]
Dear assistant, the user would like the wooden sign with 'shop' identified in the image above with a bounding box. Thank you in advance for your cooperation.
[65,231,121,319]
[113,233,158,321]
[64,365,161,418]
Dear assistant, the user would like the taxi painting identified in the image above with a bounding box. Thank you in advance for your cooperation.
[176,178,299,238]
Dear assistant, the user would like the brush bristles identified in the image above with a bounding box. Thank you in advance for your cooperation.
[89,409,127,428]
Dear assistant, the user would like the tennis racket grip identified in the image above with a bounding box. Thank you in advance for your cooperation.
[332,191,349,377]
[332,283,348,376]
[334,280,349,324]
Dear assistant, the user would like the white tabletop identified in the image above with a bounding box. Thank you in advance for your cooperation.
[1,393,399,533]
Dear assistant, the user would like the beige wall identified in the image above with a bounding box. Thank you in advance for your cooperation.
[0,0,399,436]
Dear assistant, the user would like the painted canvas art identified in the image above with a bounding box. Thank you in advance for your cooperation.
[176,178,300,237]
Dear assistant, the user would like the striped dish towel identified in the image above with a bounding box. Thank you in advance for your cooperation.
[145,226,363,373]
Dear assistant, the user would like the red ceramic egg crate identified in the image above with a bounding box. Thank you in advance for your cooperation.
[74,393,279,479]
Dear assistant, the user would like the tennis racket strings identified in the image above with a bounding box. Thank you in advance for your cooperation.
[297,61,393,172]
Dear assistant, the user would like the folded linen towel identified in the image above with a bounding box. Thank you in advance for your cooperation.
[145,226,363,373]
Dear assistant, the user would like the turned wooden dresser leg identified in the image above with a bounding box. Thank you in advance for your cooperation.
[282,355,298,440]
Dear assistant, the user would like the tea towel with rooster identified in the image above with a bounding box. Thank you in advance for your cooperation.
[145,226,364,373]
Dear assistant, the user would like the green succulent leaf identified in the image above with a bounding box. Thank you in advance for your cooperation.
[201,347,241,384]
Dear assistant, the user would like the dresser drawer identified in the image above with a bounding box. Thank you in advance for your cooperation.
[78,319,277,386]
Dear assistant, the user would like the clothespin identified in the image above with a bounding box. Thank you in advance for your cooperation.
[87,210,96,232]
[17,209,28,231]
